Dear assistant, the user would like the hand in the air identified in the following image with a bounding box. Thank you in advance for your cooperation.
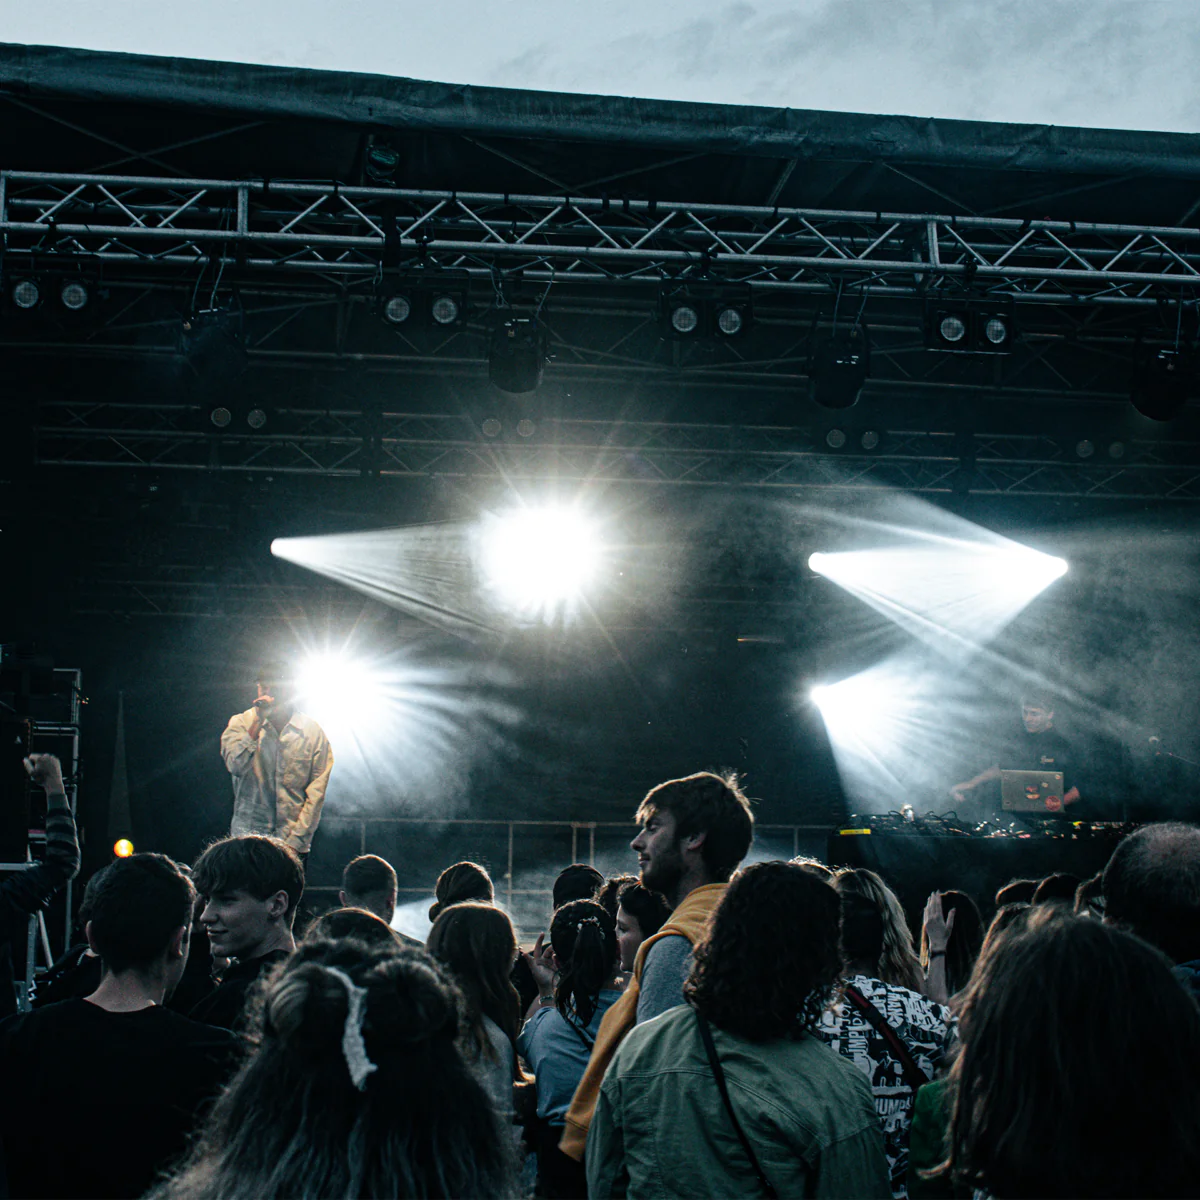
[923,891,956,954]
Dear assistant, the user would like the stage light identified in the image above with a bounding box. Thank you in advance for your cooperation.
[481,504,603,617]
[825,429,847,448]
[938,314,966,344]
[11,280,40,309]
[1108,441,1126,459]
[209,407,232,428]
[431,294,461,326]
[1075,439,1095,459]
[113,838,134,858]
[808,328,869,410]
[926,302,1015,354]
[861,431,880,450]
[670,303,701,335]
[983,315,1010,347]
[715,305,745,336]
[516,419,536,437]
[60,281,89,311]
[482,417,502,437]
[296,651,392,743]
[489,318,547,394]
[382,294,412,325]
[246,407,268,430]
[1131,346,1192,421]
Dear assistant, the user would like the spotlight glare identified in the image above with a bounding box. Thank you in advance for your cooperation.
[296,652,391,742]
[481,505,603,617]
[113,838,135,858]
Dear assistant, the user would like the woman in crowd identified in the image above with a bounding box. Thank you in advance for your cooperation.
[428,860,494,924]
[153,938,516,1200]
[588,861,891,1199]
[520,898,623,1197]
[426,900,522,1126]
[920,890,984,1005]
[936,907,1200,1198]
[614,881,672,973]
[303,906,403,948]
[593,872,636,922]
[836,867,924,991]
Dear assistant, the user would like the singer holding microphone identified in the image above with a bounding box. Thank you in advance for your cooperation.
[219,662,333,859]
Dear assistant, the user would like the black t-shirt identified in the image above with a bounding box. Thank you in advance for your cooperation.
[1005,727,1075,794]
[187,949,289,1031]
[0,999,238,1199]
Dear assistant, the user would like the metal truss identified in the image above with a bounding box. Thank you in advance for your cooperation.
[33,401,1200,499]
[6,170,1200,307]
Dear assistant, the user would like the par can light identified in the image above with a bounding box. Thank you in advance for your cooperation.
[383,294,412,325]
[431,294,461,326]
[60,281,89,311]
[12,280,40,309]
[670,304,701,335]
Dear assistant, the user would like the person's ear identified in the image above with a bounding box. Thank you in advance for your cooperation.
[168,924,189,960]
[85,919,99,955]
[338,889,348,907]
[266,889,290,921]
[681,830,706,858]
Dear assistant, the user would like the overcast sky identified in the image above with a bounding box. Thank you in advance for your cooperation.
[3,0,1200,133]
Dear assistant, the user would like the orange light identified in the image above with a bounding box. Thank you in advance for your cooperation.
[113,839,135,858]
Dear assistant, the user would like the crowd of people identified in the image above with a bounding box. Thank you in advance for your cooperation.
[2,760,1200,1198]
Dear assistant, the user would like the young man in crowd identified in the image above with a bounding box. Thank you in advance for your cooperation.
[1103,821,1200,999]
[339,853,398,924]
[560,771,754,1162]
[0,854,237,1199]
[821,884,956,1199]
[189,834,303,1030]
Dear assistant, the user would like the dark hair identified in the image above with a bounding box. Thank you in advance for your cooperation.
[1032,872,1081,907]
[994,877,1037,907]
[1073,872,1105,917]
[193,835,305,920]
[839,888,885,965]
[941,909,1200,1198]
[595,874,638,921]
[1019,691,1055,712]
[981,902,1032,955]
[686,861,840,1040]
[1103,822,1200,963]
[635,771,754,882]
[553,864,603,911]
[153,939,515,1200]
[550,899,617,1028]
[85,854,196,973]
[426,902,519,1074]
[428,861,494,923]
[835,868,923,991]
[305,907,401,949]
[615,881,672,939]
[792,856,834,881]
[341,855,396,899]
[255,661,293,687]
[920,890,984,997]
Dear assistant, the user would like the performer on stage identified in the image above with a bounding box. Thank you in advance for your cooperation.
[950,692,1080,814]
[219,663,333,856]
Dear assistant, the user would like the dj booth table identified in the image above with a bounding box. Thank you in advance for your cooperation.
[825,828,1125,921]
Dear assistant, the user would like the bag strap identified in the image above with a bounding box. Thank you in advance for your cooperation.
[694,1010,779,1200]
[842,983,929,1094]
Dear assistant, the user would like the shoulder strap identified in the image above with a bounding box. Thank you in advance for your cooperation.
[842,983,929,1094]
[694,1010,779,1200]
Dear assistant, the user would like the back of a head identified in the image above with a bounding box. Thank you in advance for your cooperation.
[305,907,401,949]
[792,856,834,882]
[979,902,1032,960]
[193,835,305,921]
[341,855,396,903]
[1103,822,1200,963]
[595,873,638,921]
[155,939,515,1200]
[550,899,617,1027]
[635,771,754,882]
[428,861,494,924]
[1032,872,1081,907]
[947,908,1200,1199]
[616,881,672,939]
[839,888,886,969]
[86,854,196,973]
[686,860,841,1041]
[553,863,603,911]
[835,867,922,991]
[995,878,1038,907]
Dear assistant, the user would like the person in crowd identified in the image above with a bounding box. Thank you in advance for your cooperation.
[553,863,604,910]
[0,854,237,1199]
[920,890,984,1006]
[520,898,623,1198]
[428,859,494,923]
[1,754,80,1018]
[560,771,754,1163]
[588,861,891,1199]
[822,883,956,1199]
[1073,871,1105,917]
[994,877,1037,907]
[152,939,518,1200]
[1032,871,1081,906]
[836,867,924,991]
[792,854,835,881]
[339,853,397,924]
[188,834,303,1030]
[594,872,637,922]
[935,908,1200,1199]
[220,662,333,857]
[614,880,672,972]
[1103,820,1200,999]
[305,905,404,948]
[427,900,523,1127]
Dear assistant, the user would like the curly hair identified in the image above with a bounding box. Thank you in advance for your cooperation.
[152,939,516,1200]
[939,908,1200,1199]
[834,867,923,991]
[684,861,841,1041]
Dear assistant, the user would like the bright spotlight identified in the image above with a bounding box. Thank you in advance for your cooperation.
[481,505,603,618]
[296,652,392,743]
[113,838,135,858]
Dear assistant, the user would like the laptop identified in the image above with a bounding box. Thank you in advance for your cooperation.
[1000,769,1065,813]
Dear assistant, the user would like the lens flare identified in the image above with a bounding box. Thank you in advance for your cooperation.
[113,838,135,858]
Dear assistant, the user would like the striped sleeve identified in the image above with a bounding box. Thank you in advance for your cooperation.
[0,795,81,928]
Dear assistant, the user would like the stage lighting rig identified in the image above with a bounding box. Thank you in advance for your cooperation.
[489,317,548,394]
[925,300,1014,353]
[376,272,469,330]
[660,283,753,340]
[1131,345,1194,421]
[808,326,870,409]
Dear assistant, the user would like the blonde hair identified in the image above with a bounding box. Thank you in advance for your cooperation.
[835,867,923,991]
